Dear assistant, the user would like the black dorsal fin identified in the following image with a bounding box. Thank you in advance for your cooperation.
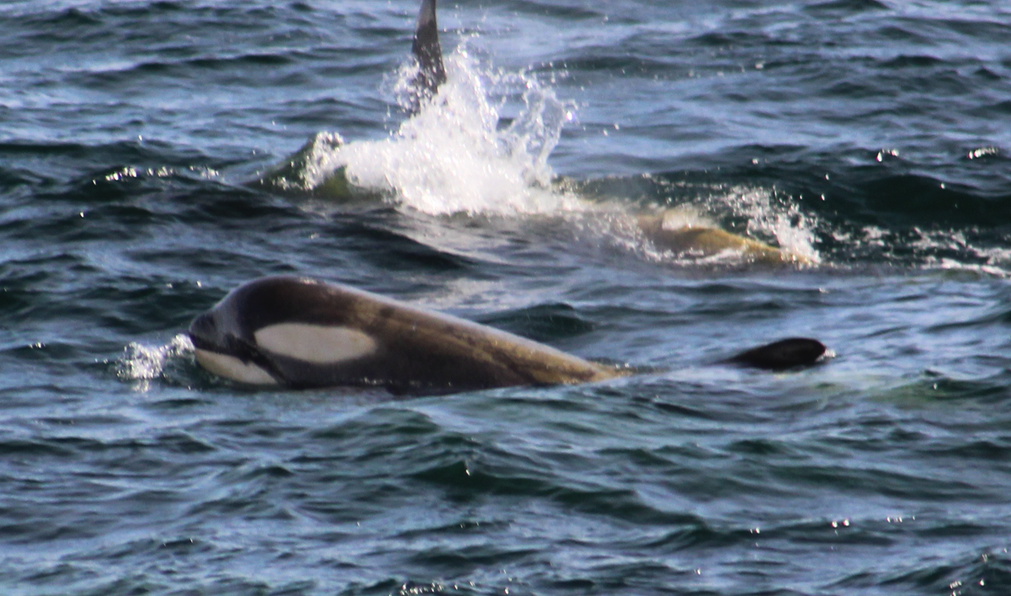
[409,0,446,111]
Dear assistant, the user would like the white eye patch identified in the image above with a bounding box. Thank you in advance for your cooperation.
[254,323,377,364]
[194,349,278,386]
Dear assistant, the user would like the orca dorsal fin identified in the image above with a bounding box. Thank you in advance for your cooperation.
[409,0,447,111]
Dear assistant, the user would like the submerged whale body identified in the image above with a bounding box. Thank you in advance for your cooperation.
[188,276,827,394]
[250,0,811,265]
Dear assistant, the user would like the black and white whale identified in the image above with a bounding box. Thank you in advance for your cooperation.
[188,275,616,393]
[251,0,811,265]
[188,276,827,394]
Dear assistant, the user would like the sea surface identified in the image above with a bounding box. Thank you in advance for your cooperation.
[3,0,1011,594]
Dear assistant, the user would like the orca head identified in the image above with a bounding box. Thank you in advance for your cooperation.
[188,276,381,387]
[188,291,280,386]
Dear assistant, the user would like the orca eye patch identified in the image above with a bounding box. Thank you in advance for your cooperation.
[253,323,378,364]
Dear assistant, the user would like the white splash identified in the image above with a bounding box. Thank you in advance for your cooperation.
[316,45,585,216]
[117,334,194,389]
[913,228,1011,278]
[656,205,719,230]
[718,185,821,264]
[292,42,820,264]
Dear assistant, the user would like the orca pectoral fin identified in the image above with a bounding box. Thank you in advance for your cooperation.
[409,0,446,110]
[726,337,828,370]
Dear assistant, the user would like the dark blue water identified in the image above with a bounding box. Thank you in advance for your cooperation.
[3,1,1011,594]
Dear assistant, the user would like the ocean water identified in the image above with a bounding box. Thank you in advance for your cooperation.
[3,0,1011,594]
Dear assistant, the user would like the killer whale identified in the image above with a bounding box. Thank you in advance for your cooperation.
[251,0,810,265]
[188,275,617,393]
[188,276,827,393]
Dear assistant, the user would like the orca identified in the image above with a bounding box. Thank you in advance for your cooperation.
[188,276,827,393]
[188,275,617,393]
[252,0,811,266]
